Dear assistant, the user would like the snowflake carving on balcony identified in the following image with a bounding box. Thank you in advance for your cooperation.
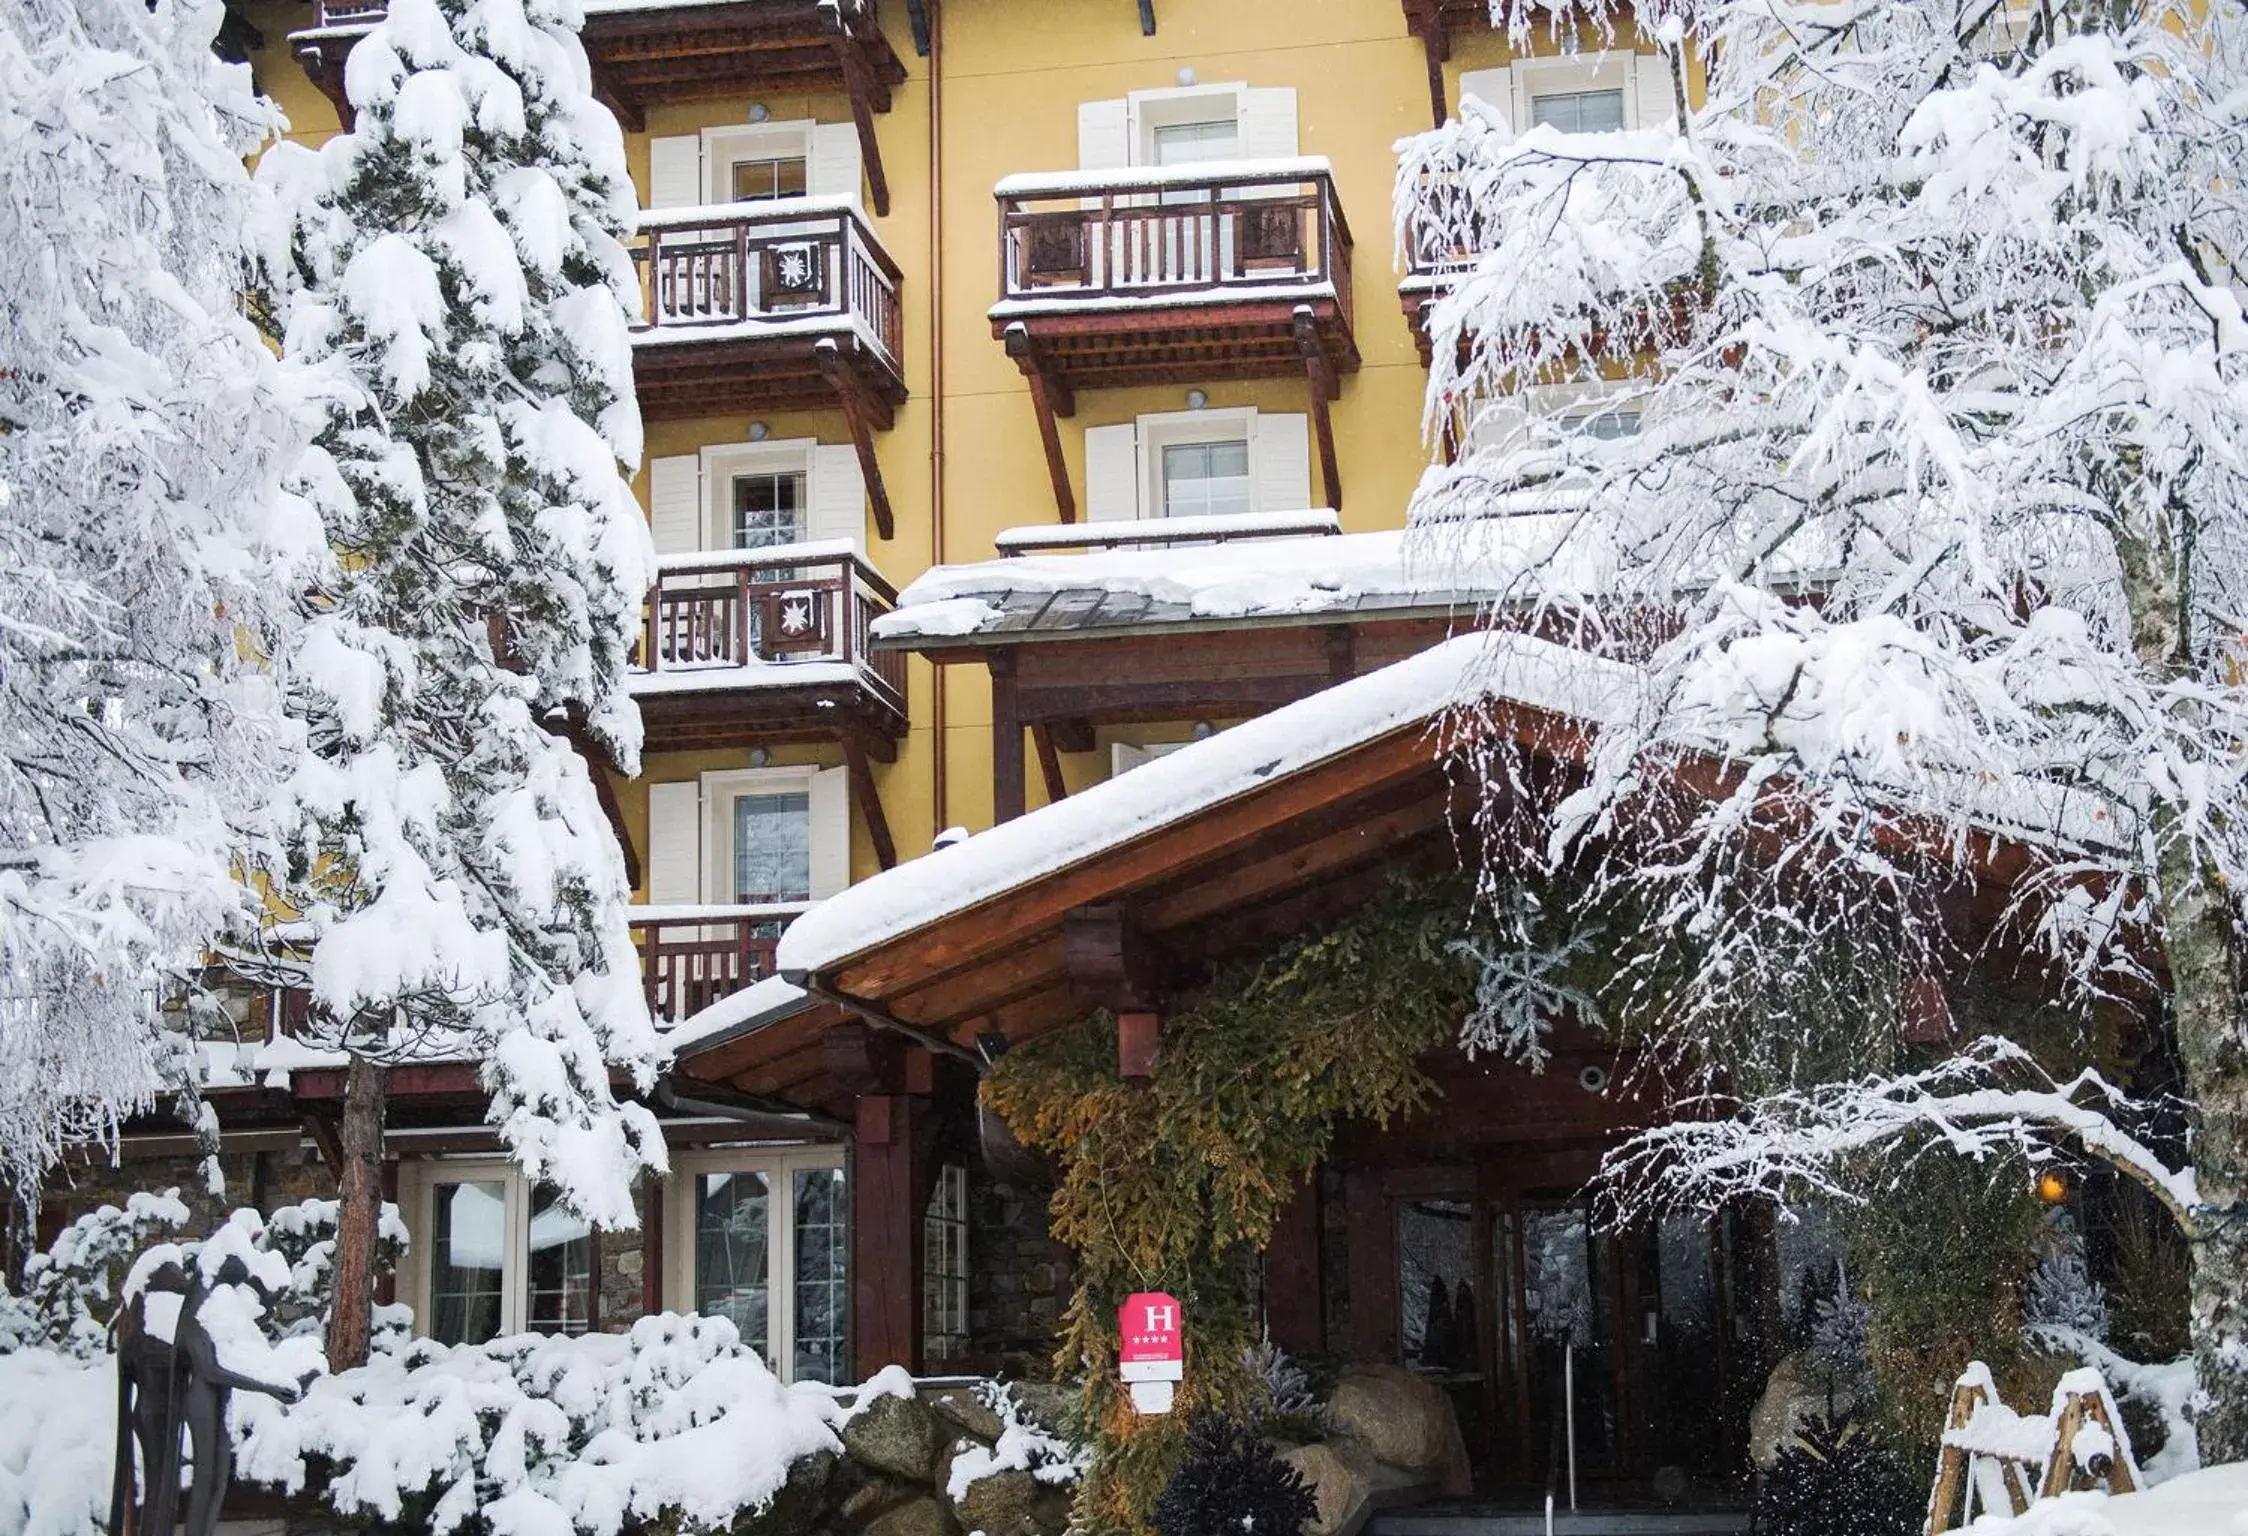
[780,593,815,637]
[772,242,821,297]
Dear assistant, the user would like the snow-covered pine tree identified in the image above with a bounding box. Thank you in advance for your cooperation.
[255,0,663,1365]
[1400,0,2248,1458]
[0,0,315,1195]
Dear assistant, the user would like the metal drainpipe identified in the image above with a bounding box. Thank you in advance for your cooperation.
[925,0,947,837]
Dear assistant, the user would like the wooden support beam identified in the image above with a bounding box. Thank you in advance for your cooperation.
[1117,1011,1161,1082]
[835,40,891,216]
[1265,1174,1323,1355]
[1005,325,1078,523]
[841,735,898,870]
[1047,716,1096,754]
[991,651,1026,824]
[640,1175,664,1317]
[815,340,895,539]
[1063,904,1169,1011]
[851,1093,931,1378]
[825,1019,906,1094]
[1294,307,1344,511]
[1031,722,1068,807]
[302,1112,344,1183]
[1418,22,1450,129]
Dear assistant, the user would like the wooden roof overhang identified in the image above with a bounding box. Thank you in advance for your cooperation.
[634,329,904,422]
[293,0,906,204]
[637,675,908,759]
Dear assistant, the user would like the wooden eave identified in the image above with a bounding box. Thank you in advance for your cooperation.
[633,330,905,425]
[994,297,1358,395]
[637,677,906,759]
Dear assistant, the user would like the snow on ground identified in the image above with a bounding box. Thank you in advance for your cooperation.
[0,1350,110,1536]
[1968,1462,2248,1535]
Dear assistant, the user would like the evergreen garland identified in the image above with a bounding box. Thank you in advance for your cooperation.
[985,872,1478,1535]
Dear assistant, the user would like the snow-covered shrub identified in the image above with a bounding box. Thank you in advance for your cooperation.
[0,1189,192,1356]
[233,1312,843,1536]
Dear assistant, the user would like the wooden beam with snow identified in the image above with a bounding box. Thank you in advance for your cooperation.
[814,339,896,540]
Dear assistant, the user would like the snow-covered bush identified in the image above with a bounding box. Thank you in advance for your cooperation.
[0,1189,191,1357]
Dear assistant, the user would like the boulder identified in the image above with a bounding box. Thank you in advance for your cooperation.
[729,1451,836,1536]
[840,1477,920,1527]
[1007,1381,1077,1438]
[844,1392,945,1483]
[951,1469,1056,1536]
[1749,1350,1863,1467]
[1326,1364,1470,1490]
[926,1386,1005,1446]
[863,1497,955,1536]
[1281,1441,1423,1536]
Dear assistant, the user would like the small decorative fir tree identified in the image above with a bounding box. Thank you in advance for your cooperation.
[1151,1412,1317,1536]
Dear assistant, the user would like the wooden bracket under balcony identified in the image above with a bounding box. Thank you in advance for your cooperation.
[1293,306,1345,511]
[1003,325,1079,523]
[815,340,897,541]
[293,0,905,138]
[1401,0,1503,127]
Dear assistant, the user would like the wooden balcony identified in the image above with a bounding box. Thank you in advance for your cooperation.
[293,0,906,206]
[631,200,905,534]
[630,904,809,1024]
[632,544,908,767]
[991,159,1359,519]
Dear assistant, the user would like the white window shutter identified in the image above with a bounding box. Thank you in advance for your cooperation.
[807,766,850,899]
[1457,68,1513,131]
[1078,98,1131,170]
[1466,394,1532,458]
[648,455,703,555]
[808,445,866,551]
[646,781,702,905]
[1110,742,1151,777]
[1237,88,1299,160]
[1083,424,1140,522]
[1631,55,1677,132]
[649,135,702,209]
[808,123,862,205]
[1254,413,1313,511]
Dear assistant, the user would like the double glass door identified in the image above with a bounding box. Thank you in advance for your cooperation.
[1393,1177,1746,1499]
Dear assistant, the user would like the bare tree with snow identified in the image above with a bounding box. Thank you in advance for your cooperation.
[1401,0,2248,1456]
[0,0,317,1196]
[254,0,664,1366]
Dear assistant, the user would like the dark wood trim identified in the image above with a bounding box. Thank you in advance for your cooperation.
[1138,0,1156,34]
[1031,722,1068,806]
[1005,327,1079,523]
[1417,21,1449,128]
[835,39,891,218]
[815,340,896,540]
[641,1175,664,1318]
[991,651,1025,824]
[302,1112,344,1183]
[1346,1168,1399,1362]
[841,734,898,870]
[1295,307,1344,511]
[905,0,931,54]
[1265,1174,1323,1355]
[1324,624,1354,683]
[1048,716,1096,753]
[850,1093,931,1377]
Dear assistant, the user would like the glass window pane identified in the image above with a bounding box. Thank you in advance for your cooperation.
[525,1185,593,1336]
[1152,119,1239,165]
[1160,440,1253,520]
[1567,408,1641,441]
[1530,89,1626,134]
[696,1170,772,1352]
[733,792,811,903]
[923,1164,969,1365]
[732,472,807,549]
[793,1165,849,1383]
[732,155,808,202]
[431,1180,507,1346]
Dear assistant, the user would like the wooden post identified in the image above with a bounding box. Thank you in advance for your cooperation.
[325,1051,389,1372]
[1345,1169,1398,1363]
[641,1174,665,1319]
[851,1094,929,1378]
[841,735,898,870]
[1265,1174,1323,1354]
[1031,721,1068,807]
[1294,307,1344,511]
[1005,327,1078,523]
[815,340,894,539]
[1117,1011,1161,1083]
[991,652,1025,824]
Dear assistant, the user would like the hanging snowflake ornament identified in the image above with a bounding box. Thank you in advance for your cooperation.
[775,244,817,293]
[780,593,814,636]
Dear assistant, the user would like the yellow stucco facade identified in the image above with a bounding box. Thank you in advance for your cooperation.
[236,0,1654,906]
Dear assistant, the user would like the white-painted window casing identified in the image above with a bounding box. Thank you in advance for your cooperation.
[1076,83,1299,170]
[665,1147,849,1382]
[1082,408,1313,522]
[691,764,850,904]
[644,121,861,209]
[644,442,864,557]
[1464,377,1648,458]
[1111,740,1191,777]
[1458,50,1674,136]
[395,1161,596,1345]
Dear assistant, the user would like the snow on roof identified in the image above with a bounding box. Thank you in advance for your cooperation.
[993,156,1336,199]
[992,509,1341,553]
[660,973,815,1057]
[778,632,1629,978]
[627,660,864,696]
[870,523,1580,643]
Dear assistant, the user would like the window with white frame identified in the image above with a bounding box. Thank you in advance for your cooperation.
[644,120,861,210]
[643,439,865,558]
[1529,87,1627,133]
[730,151,809,203]
[1077,83,1298,172]
[732,791,812,904]
[731,469,809,550]
[1466,378,1647,457]
[1458,50,1673,137]
[923,1164,969,1365]
[401,1162,596,1346]
[642,765,849,911]
[667,1147,849,1382]
[1082,407,1312,523]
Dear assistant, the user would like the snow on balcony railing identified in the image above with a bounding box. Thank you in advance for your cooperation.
[993,509,1343,556]
[993,158,1352,322]
[634,543,905,715]
[629,198,903,366]
[629,902,813,1023]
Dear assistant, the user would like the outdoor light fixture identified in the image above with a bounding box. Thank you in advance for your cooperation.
[1578,1064,1609,1095]
[1185,389,1208,411]
[1176,66,1197,87]
[1190,720,1215,740]
[2035,1169,2071,1205]
[748,746,770,767]
[748,102,771,123]
[747,420,771,442]
[976,1030,1011,1063]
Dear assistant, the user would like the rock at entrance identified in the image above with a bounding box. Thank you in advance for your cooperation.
[1749,1349,1863,1467]
[1326,1364,1472,1492]
[1282,1440,1424,1536]
[951,1468,1055,1536]
[844,1392,946,1482]
[927,1386,1005,1446]
[732,1451,837,1536]
[863,1495,955,1536]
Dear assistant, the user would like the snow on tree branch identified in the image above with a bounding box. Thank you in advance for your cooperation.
[1598,1035,2199,1233]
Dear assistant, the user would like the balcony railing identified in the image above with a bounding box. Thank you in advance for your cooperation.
[628,903,811,1023]
[309,0,387,24]
[995,158,1353,323]
[633,543,906,715]
[631,200,902,365]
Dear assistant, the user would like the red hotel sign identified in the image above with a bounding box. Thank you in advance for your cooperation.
[1119,1292,1183,1413]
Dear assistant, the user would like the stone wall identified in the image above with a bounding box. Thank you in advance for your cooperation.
[966,1167,1072,1379]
